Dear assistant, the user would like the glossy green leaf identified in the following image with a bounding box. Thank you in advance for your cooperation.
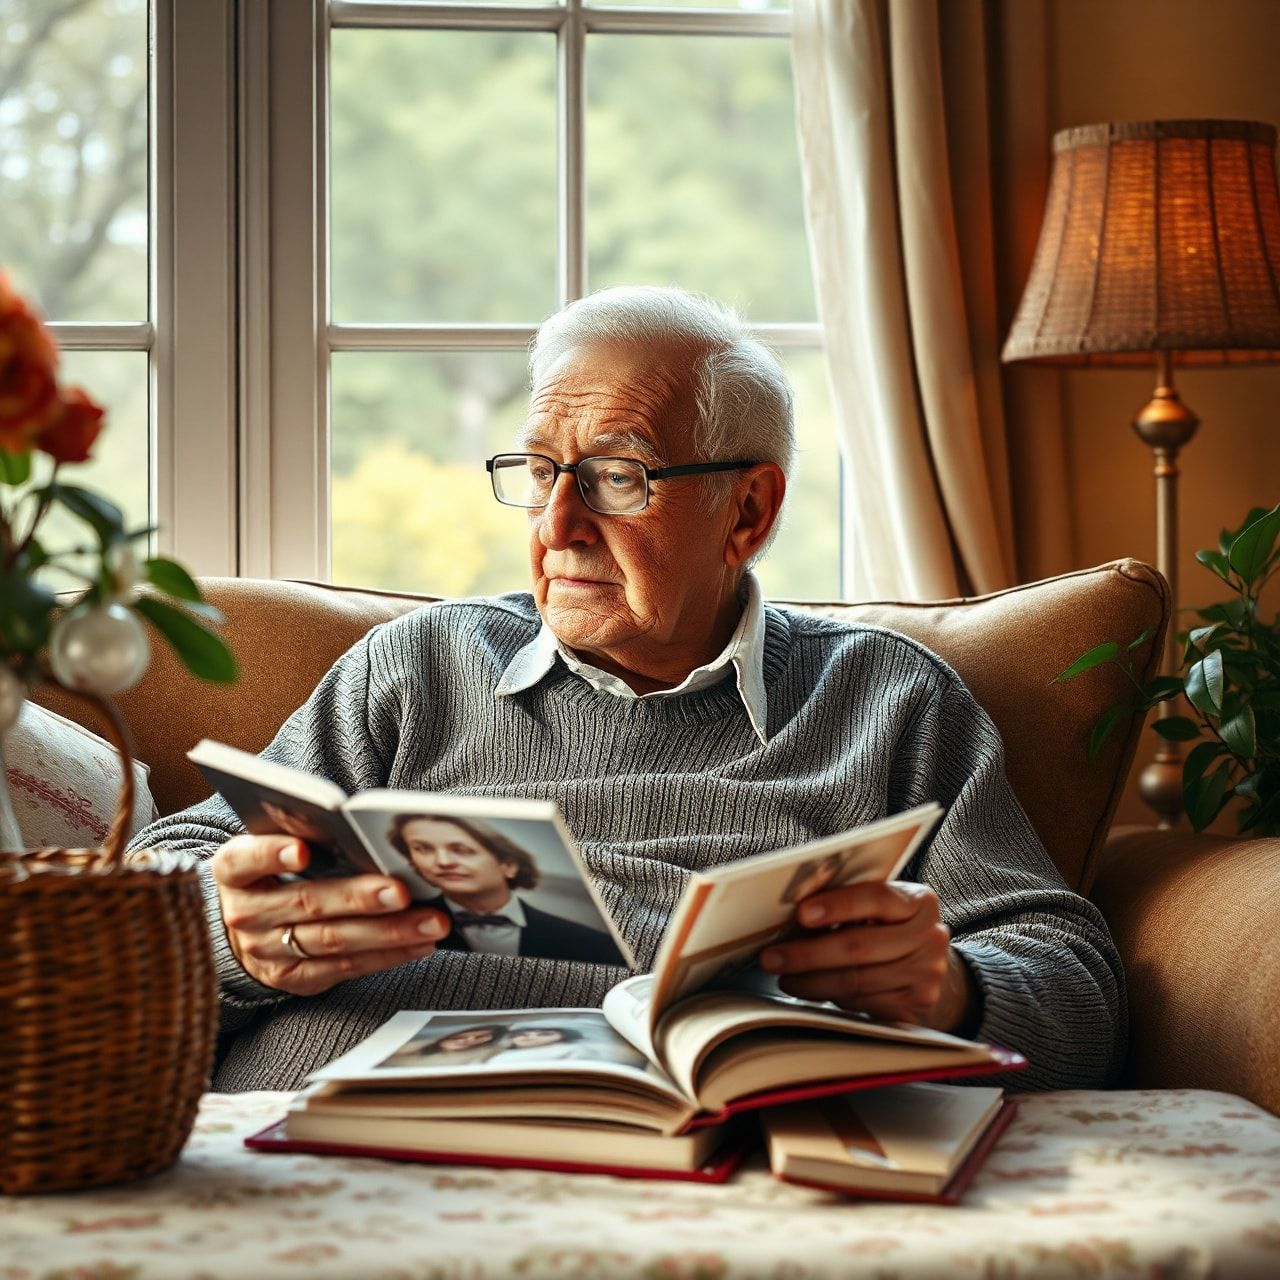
[1053,641,1118,684]
[1195,548,1232,583]
[1219,700,1257,759]
[1186,760,1233,832]
[133,597,238,684]
[1227,504,1280,584]
[1088,702,1132,763]
[144,557,203,603]
[1151,715,1200,741]
[1187,623,1221,652]
[1143,676,1187,703]
[0,570,56,652]
[1185,649,1224,716]
[1183,740,1226,791]
[1224,506,1272,547]
[0,449,32,485]
[51,483,125,546]
[1126,627,1154,654]
[1239,784,1280,835]
[1195,600,1247,628]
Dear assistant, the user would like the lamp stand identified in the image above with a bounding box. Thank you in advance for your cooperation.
[1131,349,1199,827]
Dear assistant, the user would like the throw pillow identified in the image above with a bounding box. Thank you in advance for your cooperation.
[2,700,159,851]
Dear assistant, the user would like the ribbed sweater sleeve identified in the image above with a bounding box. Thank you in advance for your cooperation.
[894,668,1127,1090]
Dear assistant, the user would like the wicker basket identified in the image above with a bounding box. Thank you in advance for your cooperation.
[0,690,217,1194]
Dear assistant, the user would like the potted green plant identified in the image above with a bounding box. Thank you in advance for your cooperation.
[0,270,236,1193]
[1055,504,1280,836]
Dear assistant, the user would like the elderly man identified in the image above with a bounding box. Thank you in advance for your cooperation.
[131,285,1124,1093]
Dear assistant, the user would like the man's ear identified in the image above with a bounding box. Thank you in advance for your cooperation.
[501,860,519,882]
[724,463,786,569]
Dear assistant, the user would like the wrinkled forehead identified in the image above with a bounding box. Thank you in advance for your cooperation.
[522,339,702,461]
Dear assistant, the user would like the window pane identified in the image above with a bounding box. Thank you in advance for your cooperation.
[29,349,150,589]
[602,0,788,8]
[330,350,532,594]
[0,0,148,321]
[330,31,557,324]
[586,34,814,322]
[753,348,841,601]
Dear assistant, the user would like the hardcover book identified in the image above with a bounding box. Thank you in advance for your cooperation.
[761,1082,1016,1203]
[245,800,1025,1179]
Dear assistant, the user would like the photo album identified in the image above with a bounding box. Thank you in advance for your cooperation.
[187,739,633,968]
[222,776,1027,1186]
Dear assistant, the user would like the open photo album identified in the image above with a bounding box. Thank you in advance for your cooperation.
[187,739,633,967]
[241,789,1025,1179]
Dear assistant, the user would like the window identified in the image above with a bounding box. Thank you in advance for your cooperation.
[5,2,841,594]
[1,0,239,577]
[1,0,150,558]
[311,0,839,599]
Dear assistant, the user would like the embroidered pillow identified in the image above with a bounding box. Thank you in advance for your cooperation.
[3,700,159,851]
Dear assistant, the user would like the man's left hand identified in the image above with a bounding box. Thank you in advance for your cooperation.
[758,880,980,1035]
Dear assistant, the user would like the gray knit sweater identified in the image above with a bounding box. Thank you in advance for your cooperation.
[129,594,1126,1093]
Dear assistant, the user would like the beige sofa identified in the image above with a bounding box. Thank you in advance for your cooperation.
[37,558,1280,1115]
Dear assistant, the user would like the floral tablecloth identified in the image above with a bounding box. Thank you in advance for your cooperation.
[3,1088,1279,1279]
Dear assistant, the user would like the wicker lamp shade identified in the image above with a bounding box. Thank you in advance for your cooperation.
[1002,119,1280,366]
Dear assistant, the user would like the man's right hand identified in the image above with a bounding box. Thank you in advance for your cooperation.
[211,835,451,996]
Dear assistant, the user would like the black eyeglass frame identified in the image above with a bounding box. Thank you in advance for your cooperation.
[485,452,758,514]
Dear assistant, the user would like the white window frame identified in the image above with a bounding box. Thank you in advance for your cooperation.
[46,0,239,577]
[251,0,824,584]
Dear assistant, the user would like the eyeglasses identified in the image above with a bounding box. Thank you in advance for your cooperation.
[485,452,757,516]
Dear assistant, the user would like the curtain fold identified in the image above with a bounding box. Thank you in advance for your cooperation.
[792,0,1071,600]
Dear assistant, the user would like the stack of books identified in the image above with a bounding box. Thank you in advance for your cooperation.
[190,743,1023,1202]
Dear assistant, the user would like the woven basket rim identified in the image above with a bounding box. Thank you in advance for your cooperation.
[0,847,201,888]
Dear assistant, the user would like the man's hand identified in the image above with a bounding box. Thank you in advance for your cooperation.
[758,880,981,1035]
[211,835,451,997]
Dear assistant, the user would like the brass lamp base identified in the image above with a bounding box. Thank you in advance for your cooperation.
[1131,350,1199,829]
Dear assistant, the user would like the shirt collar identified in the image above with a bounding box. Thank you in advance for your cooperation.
[442,893,527,927]
[495,573,769,745]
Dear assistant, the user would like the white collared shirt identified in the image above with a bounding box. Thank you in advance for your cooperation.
[495,572,769,745]
[443,892,527,957]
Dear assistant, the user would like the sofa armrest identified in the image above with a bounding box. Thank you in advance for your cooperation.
[1090,826,1280,1115]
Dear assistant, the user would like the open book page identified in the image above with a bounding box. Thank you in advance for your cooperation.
[343,791,635,968]
[308,1009,691,1109]
[601,973,660,1062]
[651,991,997,1108]
[294,1078,693,1134]
[645,803,943,1035]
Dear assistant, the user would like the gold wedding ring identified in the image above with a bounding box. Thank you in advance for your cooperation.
[281,924,311,959]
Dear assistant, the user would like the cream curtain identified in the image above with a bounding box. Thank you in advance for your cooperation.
[791,0,1072,600]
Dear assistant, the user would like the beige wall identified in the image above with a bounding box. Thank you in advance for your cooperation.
[1013,0,1280,826]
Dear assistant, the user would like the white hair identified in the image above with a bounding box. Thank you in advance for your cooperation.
[528,286,796,561]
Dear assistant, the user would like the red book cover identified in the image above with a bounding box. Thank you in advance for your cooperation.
[684,1047,1028,1131]
[245,1120,750,1185]
[770,1096,1018,1205]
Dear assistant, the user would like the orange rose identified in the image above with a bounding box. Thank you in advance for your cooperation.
[0,273,60,453]
[37,387,105,464]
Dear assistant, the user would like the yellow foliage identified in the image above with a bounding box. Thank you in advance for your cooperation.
[331,444,529,596]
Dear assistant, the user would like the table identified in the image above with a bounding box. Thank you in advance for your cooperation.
[4,1088,1280,1278]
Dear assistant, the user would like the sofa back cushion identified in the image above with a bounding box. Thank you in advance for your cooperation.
[35,560,1166,894]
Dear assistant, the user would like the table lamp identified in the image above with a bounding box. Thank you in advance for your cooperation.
[1003,119,1280,826]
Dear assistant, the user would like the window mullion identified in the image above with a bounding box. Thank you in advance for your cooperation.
[156,0,238,576]
[559,0,586,304]
[252,0,330,582]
